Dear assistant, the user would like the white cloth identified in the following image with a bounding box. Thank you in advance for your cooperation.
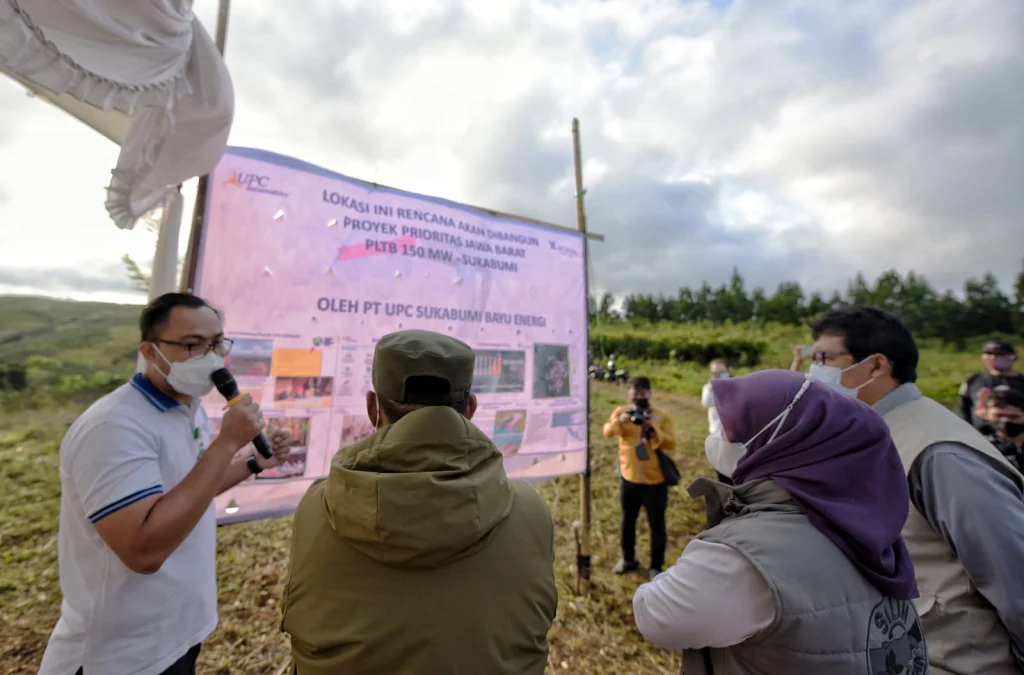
[633,538,776,651]
[40,375,217,675]
[701,382,723,435]
[0,0,234,229]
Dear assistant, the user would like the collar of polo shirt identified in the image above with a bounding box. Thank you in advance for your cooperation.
[131,372,181,411]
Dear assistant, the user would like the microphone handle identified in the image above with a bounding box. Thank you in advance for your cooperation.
[252,431,273,459]
[223,394,274,458]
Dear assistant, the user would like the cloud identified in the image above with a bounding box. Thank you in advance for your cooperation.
[2,0,1023,301]
[0,263,142,297]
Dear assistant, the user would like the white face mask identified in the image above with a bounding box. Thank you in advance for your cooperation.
[154,347,224,398]
[704,376,812,478]
[808,356,878,399]
[705,433,746,476]
[372,392,381,428]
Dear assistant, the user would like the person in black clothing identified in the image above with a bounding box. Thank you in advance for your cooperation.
[985,386,1024,472]
[957,339,1024,434]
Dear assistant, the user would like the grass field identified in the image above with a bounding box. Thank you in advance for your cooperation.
[0,296,986,673]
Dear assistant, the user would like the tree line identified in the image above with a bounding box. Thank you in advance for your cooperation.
[589,262,1024,346]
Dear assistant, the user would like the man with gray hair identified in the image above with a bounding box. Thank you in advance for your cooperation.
[282,329,557,675]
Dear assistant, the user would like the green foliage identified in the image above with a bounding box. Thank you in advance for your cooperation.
[0,296,140,414]
[0,296,140,366]
[591,264,1024,346]
[591,322,768,366]
[121,253,151,293]
[596,323,981,409]
[0,362,27,391]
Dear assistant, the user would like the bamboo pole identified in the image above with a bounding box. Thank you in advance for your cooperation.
[572,117,592,597]
[180,0,231,292]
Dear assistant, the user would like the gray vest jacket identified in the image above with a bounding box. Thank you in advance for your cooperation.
[681,478,929,675]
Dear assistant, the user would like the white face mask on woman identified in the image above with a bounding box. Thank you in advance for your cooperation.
[704,376,812,478]
[704,433,747,477]
[154,347,224,398]
[807,355,878,399]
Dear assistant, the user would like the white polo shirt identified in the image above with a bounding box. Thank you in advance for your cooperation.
[40,374,218,675]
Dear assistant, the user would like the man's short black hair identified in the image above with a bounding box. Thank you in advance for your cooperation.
[140,293,217,342]
[982,339,1016,356]
[809,306,919,384]
[377,375,469,423]
[628,376,652,391]
[989,386,1024,411]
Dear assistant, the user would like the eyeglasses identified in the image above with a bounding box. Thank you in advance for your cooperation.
[156,338,234,358]
[810,350,851,366]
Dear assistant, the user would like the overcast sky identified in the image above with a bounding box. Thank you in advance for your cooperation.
[1,0,1022,305]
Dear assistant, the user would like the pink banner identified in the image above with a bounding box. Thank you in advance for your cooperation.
[194,148,588,523]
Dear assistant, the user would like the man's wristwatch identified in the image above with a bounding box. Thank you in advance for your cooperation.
[246,454,263,475]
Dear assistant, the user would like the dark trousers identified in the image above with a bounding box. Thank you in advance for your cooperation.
[76,644,201,675]
[620,477,669,570]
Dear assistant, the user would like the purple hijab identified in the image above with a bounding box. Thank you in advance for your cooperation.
[712,369,918,601]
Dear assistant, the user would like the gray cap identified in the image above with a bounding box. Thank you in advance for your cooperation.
[372,329,475,404]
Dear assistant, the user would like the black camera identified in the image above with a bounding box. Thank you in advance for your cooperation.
[988,434,1024,471]
[626,397,651,426]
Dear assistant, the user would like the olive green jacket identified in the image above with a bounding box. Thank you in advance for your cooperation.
[282,406,557,675]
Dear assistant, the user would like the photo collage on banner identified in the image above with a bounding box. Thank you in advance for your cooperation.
[194,148,588,522]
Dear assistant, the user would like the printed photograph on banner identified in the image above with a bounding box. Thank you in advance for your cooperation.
[472,350,526,394]
[494,409,527,433]
[519,408,586,454]
[532,344,571,399]
[203,382,266,414]
[340,414,375,448]
[256,416,311,480]
[271,346,324,378]
[273,376,334,408]
[552,409,587,443]
[503,449,589,479]
[224,338,274,377]
[493,409,527,456]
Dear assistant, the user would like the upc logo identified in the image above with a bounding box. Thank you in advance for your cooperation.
[549,240,580,257]
[223,170,290,197]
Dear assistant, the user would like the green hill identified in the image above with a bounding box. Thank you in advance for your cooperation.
[0,295,141,375]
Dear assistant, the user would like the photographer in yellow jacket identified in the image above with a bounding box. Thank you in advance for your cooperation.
[603,376,678,580]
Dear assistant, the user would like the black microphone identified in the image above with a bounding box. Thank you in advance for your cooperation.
[210,368,273,458]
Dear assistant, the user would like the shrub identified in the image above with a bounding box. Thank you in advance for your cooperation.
[591,324,768,366]
[0,362,28,391]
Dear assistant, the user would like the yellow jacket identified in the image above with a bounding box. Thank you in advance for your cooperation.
[603,404,677,484]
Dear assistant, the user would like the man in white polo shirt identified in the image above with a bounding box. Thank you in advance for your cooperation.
[40,293,294,675]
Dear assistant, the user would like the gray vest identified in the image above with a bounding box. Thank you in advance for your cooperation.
[881,395,1023,675]
[681,478,929,675]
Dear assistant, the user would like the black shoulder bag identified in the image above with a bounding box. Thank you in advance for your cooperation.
[657,449,680,487]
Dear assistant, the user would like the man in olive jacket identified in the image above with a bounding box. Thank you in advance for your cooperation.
[282,329,558,675]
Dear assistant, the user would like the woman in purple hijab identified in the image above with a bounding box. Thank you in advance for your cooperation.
[633,370,928,675]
